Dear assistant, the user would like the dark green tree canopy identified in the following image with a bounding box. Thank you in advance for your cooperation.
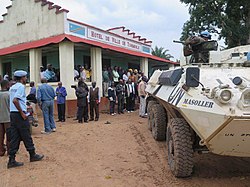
[152,46,174,60]
[180,0,250,48]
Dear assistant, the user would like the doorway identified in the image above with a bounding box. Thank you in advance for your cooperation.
[3,62,12,77]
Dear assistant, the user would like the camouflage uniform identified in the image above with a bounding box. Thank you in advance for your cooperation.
[183,36,209,64]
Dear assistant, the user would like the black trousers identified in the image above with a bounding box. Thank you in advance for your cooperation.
[90,101,99,120]
[78,106,88,122]
[76,107,89,120]
[126,94,135,111]
[8,112,35,157]
[76,105,88,120]
[57,103,66,121]
[117,95,124,113]
[110,101,115,114]
[76,107,80,120]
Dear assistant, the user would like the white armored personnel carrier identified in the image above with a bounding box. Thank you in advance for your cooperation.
[146,41,250,177]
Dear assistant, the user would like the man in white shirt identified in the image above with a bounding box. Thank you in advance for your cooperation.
[138,76,148,118]
[40,66,45,80]
[3,74,9,81]
[112,66,120,86]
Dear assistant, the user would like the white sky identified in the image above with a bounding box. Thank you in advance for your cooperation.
[0,0,190,60]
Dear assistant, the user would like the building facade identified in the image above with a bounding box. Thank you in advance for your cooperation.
[0,0,176,115]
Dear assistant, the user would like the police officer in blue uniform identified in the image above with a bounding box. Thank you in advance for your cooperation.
[8,70,44,169]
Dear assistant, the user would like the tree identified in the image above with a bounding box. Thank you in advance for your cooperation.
[152,46,174,60]
[180,0,250,48]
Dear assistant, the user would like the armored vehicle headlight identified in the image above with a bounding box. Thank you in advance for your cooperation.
[216,89,233,104]
[232,77,247,90]
[237,89,250,109]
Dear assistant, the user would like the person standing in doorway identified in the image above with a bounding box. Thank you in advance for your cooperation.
[122,70,128,83]
[56,82,67,122]
[84,65,91,82]
[102,66,110,97]
[8,70,44,169]
[37,78,56,134]
[80,66,86,81]
[112,66,120,86]
[0,80,10,156]
[89,82,100,121]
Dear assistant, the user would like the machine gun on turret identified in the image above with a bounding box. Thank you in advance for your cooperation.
[174,38,218,64]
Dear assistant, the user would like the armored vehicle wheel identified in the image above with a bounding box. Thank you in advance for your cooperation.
[147,100,157,131]
[151,104,166,141]
[166,118,193,178]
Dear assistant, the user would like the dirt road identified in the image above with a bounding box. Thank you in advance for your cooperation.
[0,112,250,187]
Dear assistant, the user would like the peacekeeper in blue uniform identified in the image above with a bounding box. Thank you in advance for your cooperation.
[8,70,44,169]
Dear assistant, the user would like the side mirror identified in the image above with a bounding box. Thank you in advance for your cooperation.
[186,67,200,87]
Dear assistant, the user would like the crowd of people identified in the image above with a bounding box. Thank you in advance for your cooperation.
[0,68,104,168]
[74,64,91,82]
[40,64,60,82]
[0,64,149,169]
[0,70,72,168]
[102,66,148,118]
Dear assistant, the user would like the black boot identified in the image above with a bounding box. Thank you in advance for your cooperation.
[29,151,44,162]
[7,156,24,169]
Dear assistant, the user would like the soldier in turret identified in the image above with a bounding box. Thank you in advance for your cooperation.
[183,31,212,64]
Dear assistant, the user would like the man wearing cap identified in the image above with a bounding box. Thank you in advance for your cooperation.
[8,70,44,169]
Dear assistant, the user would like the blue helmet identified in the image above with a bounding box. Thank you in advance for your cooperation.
[200,31,211,39]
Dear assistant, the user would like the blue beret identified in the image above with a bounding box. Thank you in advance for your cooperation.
[14,70,27,77]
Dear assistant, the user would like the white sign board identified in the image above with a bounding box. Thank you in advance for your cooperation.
[87,28,141,52]
[67,20,151,54]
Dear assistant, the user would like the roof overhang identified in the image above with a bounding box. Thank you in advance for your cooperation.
[0,34,177,65]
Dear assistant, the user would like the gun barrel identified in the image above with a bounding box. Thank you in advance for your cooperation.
[173,40,185,44]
